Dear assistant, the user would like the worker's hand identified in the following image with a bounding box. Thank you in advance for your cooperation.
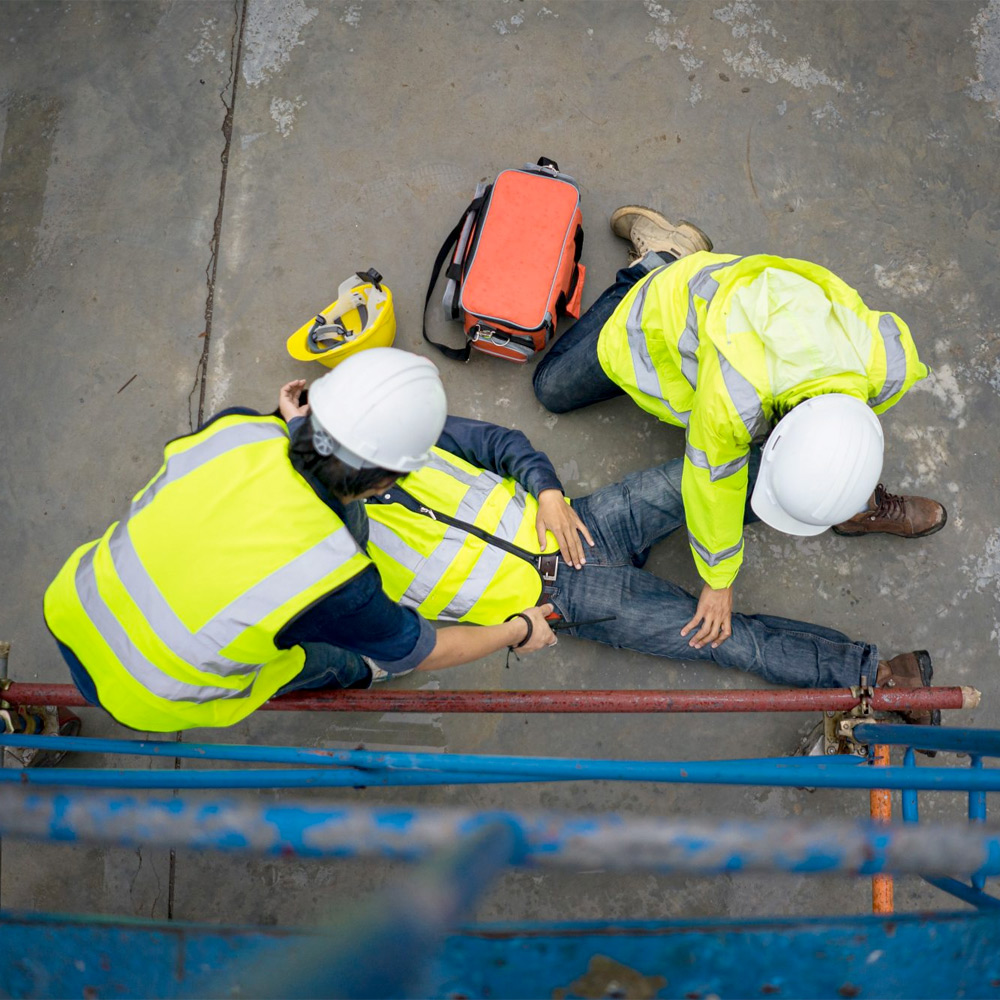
[535,490,595,570]
[680,584,733,649]
[279,379,309,422]
[513,603,559,653]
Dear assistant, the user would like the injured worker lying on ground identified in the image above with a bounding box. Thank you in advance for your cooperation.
[358,411,939,727]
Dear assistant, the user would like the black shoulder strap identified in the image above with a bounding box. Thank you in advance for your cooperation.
[422,191,490,363]
[372,485,540,566]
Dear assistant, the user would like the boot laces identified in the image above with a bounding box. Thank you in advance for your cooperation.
[629,230,655,258]
[871,483,906,521]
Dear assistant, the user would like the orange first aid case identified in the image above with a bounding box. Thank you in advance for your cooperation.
[424,159,585,363]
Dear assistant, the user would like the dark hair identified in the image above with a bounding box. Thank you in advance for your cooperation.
[288,419,397,499]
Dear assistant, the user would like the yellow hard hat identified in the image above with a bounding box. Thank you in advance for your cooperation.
[287,269,396,369]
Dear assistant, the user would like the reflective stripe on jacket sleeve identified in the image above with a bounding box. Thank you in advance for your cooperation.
[682,393,756,589]
[681,455,749,589]
[870,311,929,414]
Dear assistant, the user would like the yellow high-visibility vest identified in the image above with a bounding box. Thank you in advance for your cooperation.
[597,253,929,588]
[366,447,559,624]
[44,414,371,732]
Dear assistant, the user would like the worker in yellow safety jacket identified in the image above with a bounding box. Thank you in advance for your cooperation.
[44,348,557,733]
[533,206,946,653]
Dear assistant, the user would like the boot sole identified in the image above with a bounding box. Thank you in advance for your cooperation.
[609,205,714,251]
[832,504,948,538]
[914,649,933,685]
[880,650,938,746]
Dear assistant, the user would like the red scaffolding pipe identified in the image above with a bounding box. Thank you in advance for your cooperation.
[0,682,979,714]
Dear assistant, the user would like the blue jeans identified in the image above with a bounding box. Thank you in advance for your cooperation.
[534,255,667,412]
[277,642,371,694]
[549,456,879,689]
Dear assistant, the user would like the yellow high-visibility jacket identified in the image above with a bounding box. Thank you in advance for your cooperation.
[366,447,559,624]
[44,414,371,732]
[597,253,928,588]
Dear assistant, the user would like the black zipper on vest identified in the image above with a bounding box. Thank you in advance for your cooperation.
[370,486,540,567]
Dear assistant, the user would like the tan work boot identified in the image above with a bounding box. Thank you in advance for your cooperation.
[610,205,713,261]
[876,650,939,729]
[832,484,947,538]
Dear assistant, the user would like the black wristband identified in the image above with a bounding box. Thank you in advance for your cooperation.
[504,612,533,649]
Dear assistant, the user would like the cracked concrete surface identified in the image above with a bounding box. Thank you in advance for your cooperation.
[1,0,999,934]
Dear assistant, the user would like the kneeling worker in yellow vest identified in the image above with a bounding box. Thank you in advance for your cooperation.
[43,348,556,733]
[533,206,947,653]
[363,415,938,725]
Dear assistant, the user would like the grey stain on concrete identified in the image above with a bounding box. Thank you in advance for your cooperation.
[242,0,318,89]
[968,0,1000,117]
[0,93,60,281]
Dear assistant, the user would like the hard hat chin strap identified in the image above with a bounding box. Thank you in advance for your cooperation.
[320,271,387,328]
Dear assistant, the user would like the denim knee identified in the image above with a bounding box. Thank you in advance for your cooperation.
[532,362,572,413]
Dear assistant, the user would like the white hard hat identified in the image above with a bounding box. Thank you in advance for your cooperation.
[308,347,447,472]
[750,394,883,536]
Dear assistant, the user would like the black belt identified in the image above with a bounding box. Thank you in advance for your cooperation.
[537,553,560,584]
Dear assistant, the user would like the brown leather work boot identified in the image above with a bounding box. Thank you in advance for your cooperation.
[832,484,947,538]
[876,650,940,729]
[610,205,713,261]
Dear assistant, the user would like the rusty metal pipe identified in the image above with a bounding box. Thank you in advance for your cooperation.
[0,682,979,714]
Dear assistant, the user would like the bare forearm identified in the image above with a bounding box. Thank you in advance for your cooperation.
[416,621,526,671]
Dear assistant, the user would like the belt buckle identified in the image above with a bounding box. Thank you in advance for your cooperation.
[539,554,559,584]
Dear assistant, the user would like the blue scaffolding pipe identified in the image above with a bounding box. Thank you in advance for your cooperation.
[0,766,526,789]
[899,745,1000,909]
[0,733,365,763]
[853,723,1000,756]
[902,747,920,822]
[1,749,999,791]
[921,876,1000,911]
[205,820,523,1000]
[1,789,999,878]
[970,756,988,822]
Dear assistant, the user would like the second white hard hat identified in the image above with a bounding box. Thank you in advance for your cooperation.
[750,394,884,536]
[308,347,447,472]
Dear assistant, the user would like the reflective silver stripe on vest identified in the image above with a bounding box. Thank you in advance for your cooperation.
[438,488,529,621]
[397,528,465,609]
[678,259,742,391]
[687,531,744,568]
[132,421,287,516]
[367,521,426,576]
[716,347,767,439]
[872,314,907,406]
[626,268,667,401]
[75,546,251,703]
[200,524,363,660]
[370,480,533,621]
[684,442,749,482]
[380,465,492,608]
[107,523,255,677]
[625,269,690,425]
[422,450,482,489]
[376,469,500,609]
[107,520,362,679]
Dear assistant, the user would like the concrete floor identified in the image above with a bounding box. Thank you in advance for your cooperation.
[1,0,999,933]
